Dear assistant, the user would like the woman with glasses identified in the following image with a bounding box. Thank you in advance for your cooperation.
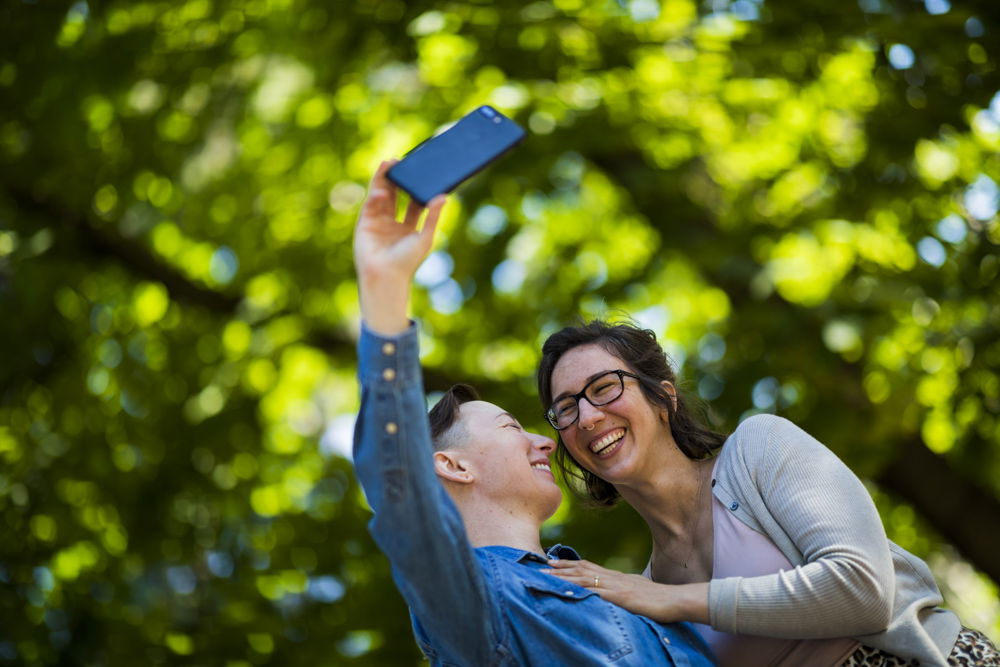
[536,320,998,666]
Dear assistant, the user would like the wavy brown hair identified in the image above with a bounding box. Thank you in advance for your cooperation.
[537,320,726,506]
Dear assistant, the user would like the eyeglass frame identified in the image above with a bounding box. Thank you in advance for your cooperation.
[544,369,641,430]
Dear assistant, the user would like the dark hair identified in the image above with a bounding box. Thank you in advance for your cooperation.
[537,320,726,506]
[428,384,479,452]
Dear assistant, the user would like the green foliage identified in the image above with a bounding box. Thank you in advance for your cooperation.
[1,0,999,663]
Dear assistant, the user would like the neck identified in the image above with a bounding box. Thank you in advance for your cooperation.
[453,497,547,555]
[616,446,713,544]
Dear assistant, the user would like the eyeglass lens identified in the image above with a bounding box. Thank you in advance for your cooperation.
[549,371,625,429]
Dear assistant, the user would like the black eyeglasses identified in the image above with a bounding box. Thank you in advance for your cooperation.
[544,369,640,430]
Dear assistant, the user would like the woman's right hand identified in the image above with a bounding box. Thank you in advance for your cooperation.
[544,558,710,625]
[353,160,447,334]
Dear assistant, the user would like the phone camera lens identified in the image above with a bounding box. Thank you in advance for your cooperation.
[479,106,497,119]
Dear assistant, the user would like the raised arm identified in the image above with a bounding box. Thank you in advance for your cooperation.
[353,160,444,335]
[351,163,502,664]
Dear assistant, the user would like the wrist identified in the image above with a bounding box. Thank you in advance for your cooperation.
[358,275,412,336]
[357,264,411,290]
[677,582,710,625]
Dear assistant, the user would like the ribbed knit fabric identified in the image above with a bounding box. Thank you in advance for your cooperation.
[707,414,961,666]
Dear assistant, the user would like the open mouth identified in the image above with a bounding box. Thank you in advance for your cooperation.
[590,428,625,456]
[531,462,552,473]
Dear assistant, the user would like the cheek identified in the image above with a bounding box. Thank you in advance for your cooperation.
[559,436,587,461]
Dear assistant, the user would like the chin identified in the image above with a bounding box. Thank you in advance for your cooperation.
[541,491,562,520]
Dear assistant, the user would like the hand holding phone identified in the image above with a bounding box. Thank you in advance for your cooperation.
[354,161,446,335]
[387,106,526,206]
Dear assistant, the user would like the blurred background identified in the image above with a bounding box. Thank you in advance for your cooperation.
[1,0,999,664]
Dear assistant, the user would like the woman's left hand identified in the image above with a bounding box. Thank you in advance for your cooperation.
[544,558,709,625]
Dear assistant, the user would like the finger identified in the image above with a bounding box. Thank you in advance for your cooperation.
[550,558,594,566]
[544,570,603,592]
[544,567,588,581]
[546,559,594,571]
[367,160,390,192]
[362,162,393,220]
[543,570,585,584]
[547,569,590,582]
[421,195,446,232]
[368,160,399,215]
[384,159,400,213]
[403,198,423,227]
[362,187,392,223]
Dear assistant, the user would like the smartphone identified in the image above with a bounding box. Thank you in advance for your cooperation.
[387,106,526,206]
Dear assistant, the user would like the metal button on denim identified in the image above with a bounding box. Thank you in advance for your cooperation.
[382,342,396,355]
[383,368,396,381]
[385,422,398,434]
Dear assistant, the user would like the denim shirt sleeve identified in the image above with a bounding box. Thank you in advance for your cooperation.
[352,323,503,665]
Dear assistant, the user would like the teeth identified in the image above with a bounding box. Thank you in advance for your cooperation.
[531,463,551,472]
[591,429,624,455]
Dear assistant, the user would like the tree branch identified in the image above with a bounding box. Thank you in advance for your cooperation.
[875,438,1000,585]
[6,186,241,313]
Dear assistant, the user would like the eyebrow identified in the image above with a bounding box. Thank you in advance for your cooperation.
[494,412,519,423]
[552,370,615,403]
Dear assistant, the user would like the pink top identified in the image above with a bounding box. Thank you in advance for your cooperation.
[693,494,860,666]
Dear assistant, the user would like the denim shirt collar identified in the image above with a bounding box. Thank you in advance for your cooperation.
[479,543,582,565]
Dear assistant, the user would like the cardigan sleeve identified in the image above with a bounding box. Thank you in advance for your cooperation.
[708,414,895,638]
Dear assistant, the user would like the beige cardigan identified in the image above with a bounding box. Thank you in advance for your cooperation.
[707,414,961,666]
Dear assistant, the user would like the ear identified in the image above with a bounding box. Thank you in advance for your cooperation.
[660,380,678,414]
[433,451,474,485]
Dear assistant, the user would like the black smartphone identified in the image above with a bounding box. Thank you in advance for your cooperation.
[387,106,526,206]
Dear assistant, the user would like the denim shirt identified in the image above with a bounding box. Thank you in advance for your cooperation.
[353,323,716,667]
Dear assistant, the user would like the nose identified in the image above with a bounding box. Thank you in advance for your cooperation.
[531,432,555,455]
[577,398,605,431]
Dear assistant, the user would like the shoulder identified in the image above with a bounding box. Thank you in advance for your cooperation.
[724,413,802,457]
[730,413,785,440]
[731,413,829,446]
[720,414,832,476]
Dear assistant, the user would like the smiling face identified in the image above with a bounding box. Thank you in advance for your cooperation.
[549,344,674,485]
[449,401,562,521]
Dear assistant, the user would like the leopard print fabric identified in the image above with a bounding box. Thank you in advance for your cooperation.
[947,627,1000,667]
[841,644,914,666]
[840,628,1000,666]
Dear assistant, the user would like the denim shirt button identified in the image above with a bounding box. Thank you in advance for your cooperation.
[729,502,739,511]
[564,590,574,596]
[382,342,396,355]
[662,636,671,645]
[385,422,398,435]
[382,368,396,381]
